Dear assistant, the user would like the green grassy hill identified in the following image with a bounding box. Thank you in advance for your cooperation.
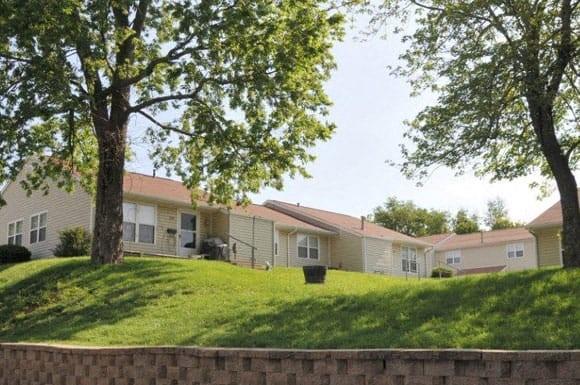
[0,257,578,349]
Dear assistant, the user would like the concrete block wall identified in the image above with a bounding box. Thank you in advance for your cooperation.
[0,344,578,385]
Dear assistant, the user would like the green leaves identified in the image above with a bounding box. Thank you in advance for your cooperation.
[371,197,451,237]
[371,0,579,186]
[0,0,343,207]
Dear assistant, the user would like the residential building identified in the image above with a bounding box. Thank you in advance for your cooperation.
[527,188,580,267]
[420,228,538,275]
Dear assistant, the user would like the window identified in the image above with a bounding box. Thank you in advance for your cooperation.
[401,246,417,273]
[507,243,524,259]
[297,234,319,259]
[7,220,23,245]
[274,230,279,256]
[30,212,47,244]
[445,250,461,265]
[123,203,155,244]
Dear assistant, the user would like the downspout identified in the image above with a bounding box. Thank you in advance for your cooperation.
[362,237,368,273]
[529,229,540,268]
[328,236,332,268]
[288,226,298,267]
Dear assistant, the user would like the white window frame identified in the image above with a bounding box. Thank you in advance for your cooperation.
[297,234,320,260]
[445,250,461,265]
[29,211,48,244]
[123,202,157,245]
[7,219,24,246]
[506,243,524,259]
[401,246,417,273]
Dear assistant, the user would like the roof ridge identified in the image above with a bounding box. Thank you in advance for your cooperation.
[267,199,363,220]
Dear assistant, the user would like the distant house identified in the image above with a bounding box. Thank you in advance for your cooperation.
[0,168,431,275]
[420,228,538,275]
[527,188,580,267]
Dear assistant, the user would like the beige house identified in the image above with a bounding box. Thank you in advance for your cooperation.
[0,170,431,275]
[264,200,432,276]
[420,228,538,275]
[527,188,580,267]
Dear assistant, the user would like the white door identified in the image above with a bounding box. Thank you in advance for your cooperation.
[179,212,198,256]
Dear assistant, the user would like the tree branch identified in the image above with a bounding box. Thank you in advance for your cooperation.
[137,109,193,137]
[546,0,574,101]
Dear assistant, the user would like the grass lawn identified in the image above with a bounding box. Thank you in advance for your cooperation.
[0,257,578,349]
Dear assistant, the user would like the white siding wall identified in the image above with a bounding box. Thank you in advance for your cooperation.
[287,232,330,267]
[0,176,92,259]
[434,239,538,272]
[330,231,364,272]
[228,214,274,267]
[364,237,392,273]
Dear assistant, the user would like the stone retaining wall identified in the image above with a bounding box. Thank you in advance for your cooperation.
[1,343,579,384]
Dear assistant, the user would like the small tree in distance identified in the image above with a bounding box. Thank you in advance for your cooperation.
[452,209,480,235]
[485,197,523,230]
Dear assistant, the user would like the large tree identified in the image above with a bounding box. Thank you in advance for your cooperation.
[0,0,344,264]
[371,196,450,237]
[370,1,580,266]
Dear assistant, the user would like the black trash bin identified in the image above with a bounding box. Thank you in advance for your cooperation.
[303,265,327,284]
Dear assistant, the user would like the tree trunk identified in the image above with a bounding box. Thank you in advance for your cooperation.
[528,102,580,268]
[90,82,130,263]
[90,123,127,264]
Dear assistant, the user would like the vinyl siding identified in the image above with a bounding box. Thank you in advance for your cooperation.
[391,243,427,277]
[211,211,229,242]
[228,214,274,267]
[364,237,392,273]
[434,239,538,272]
[330,231,363,272]
[287,232,330,267]
[535,227,562,267]
[122,200,179,256]
[0,174,92,259]
[122,196,212,257]
[275,229,289,267]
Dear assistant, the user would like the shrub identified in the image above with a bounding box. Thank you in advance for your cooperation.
[54,227,92,257]
[0,244,32,263]
[431,267,453,278]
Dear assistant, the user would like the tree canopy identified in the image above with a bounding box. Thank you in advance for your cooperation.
[0,0,345,262]
[368,0,580,266]
[452,209,480,234]
[371,197,450,237]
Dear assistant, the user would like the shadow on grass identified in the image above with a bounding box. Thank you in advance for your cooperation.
[0,258,186,342]
[180,268,579,349]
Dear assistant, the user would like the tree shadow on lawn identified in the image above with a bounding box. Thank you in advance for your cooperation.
[0,258,188,343]
[181,268,579,349]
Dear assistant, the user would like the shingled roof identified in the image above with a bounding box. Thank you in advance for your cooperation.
[265,200,431,247]
[123,172,332,233]
[419,228,534,252]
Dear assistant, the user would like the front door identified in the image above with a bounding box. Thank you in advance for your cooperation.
[179,212,197,256]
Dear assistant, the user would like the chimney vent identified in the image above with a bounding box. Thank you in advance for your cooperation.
[361,216,366,230]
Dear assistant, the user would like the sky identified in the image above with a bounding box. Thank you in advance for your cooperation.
[127,17,573,226]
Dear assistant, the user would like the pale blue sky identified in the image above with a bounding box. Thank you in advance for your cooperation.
[127,21,574,226]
